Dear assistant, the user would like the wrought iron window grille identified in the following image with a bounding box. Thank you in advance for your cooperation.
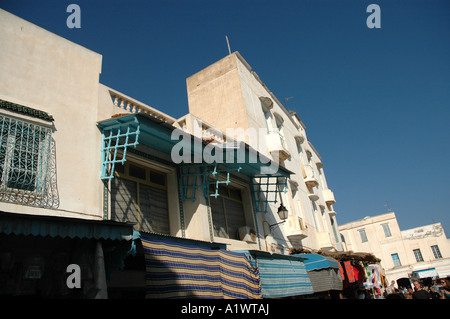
[0,114,59,208]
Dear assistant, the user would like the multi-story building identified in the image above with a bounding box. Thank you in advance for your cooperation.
[185,52,343,253]
[339,212,450,287]
[0,9,343,298]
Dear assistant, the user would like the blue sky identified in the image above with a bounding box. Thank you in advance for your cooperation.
[1,0,449,235]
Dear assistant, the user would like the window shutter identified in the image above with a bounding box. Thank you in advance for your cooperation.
[111,178,138,225]
[224,198,245,240]
[139,184,169,234]
[210,197,228,238]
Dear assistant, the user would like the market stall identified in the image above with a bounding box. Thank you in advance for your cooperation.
[294,253,342,298]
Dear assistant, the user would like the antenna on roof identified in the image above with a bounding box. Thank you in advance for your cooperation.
[225,35,232,55]
[385,202,392,212]
[283,96,293,108]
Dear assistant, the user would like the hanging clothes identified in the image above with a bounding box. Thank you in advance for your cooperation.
[369,265,381,289]
[353,263,363,283]
[344,261,357,283]
[339,262,345,279]
[339,262,349,289]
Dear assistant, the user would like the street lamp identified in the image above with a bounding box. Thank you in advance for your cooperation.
[267,203,289,229]
[277,203,289,221]
[263,203,289,237]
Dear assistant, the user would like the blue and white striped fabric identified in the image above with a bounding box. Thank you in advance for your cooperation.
[141,234,262,299]
[243,251,314,298]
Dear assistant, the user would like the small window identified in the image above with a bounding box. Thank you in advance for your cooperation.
[382,223,392,237]
[391,253,402,267]
[413,249,424,262]
[359,229,368,243]
[150,171,166,186]
[431,245,442,259]
[129,164,146,180]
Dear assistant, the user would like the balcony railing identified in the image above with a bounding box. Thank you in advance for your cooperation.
[109,89,175,124]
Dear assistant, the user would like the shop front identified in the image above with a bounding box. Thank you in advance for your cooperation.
[296,253,342,298]
[0,211,134,298]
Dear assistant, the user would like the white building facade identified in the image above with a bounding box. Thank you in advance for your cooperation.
[339,212,450,287]
[0,9,344,298]
[185,52,344,253]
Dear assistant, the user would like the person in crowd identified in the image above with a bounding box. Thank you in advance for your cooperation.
[412,280,431,299]
[405,287,414,299]
[386,288,405,299]
[441,277,450,299]
[428,286,440,299]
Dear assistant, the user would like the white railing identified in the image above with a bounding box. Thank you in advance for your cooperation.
[174,114,234,145]
[109,89,176,124]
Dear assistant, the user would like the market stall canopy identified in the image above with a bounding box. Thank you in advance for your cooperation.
[240,250,313,298]
[293,253,342,293]
[0,211,134,241]
[296,253,340,271]
[318,250,381,263]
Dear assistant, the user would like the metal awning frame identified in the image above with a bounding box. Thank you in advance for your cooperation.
[251,176,288,214]
[98,113,293,214]
[179,162,242,202]
[100,116,140,180]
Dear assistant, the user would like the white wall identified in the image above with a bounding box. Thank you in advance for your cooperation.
[0,9,104,220]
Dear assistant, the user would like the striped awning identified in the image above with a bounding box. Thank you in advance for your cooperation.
[293,254,342,293]
[242,251,314,298]
[140,233,262,299]
[295,253,340,271]
[0,211,134,241]
[413,268,438,278]
[307,268,343,293]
